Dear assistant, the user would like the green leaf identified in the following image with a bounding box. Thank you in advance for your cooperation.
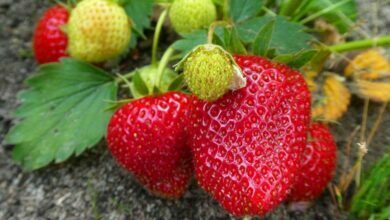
[228,28,247,54]
[131,70,150,97]
[6,58,117,170]
[229,0,264,23]
[296,0,357,33]
[238,16,314,55]
[153,0,173,3]
[123,0,154,45]
[351,152,390,219]
[105,99,133,112]
[253,19,275,56]
[305,48,331,72]
[172,30,208,56]
[273,49,317,68]
[213,27,247,54]
[212,0,224,6]
[293,50,316,67]
[168,74,185,91]
[129,65,178,98]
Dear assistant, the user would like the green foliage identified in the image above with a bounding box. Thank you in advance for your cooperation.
[351,152,390,220]
[228,0,264,23]
[168,74,185,91]
[213,27,247,54]
[273,49,317,68]
[172,9,314,68]
[291,0,357,33]
[5,59,117,170]
[172,30,208,56]
[238,16,314,55]
[129,65,179,98]
[123,0,154,46]
[6,0,365,171]
[253,20,275,56]
[131,71,150,97]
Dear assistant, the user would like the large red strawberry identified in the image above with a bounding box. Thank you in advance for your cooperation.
[33,5,69,64]
[106,92,193,198]
[289,123,337,202]
[188,55,311,216]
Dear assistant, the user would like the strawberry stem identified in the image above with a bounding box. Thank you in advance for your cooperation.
[222,0,229,20]
[152,9,168,67]
[328,36,390,53]
[114,71,135,84]
[155,47,174,90]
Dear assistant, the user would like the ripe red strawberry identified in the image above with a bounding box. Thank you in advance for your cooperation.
[33,5,69,64]
[106,92,193,198]
[188,55,311,216]
[289,123,337,202]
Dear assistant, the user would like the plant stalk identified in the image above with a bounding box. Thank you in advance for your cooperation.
[222,0,229,20]
[355,98,370,187]
[262,7,277,16]
[156,47,175,89]
[367,102,388,147]
[279,0,303,17]
[329,36,390,53]
[114,71,135,84]
[207,21,230,44]
[152,9,168,67]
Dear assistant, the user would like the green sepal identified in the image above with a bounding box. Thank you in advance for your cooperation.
[168,74,185,91]
[129,65,178,99]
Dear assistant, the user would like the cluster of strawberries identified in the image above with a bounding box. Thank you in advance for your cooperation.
[32,1,337,217]
[106,55,337,216]
[33,0,131,64]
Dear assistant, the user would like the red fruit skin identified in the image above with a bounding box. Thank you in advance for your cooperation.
[188,55,311,216]
[33,5,69,64]
[106,92,193,198]
[289,123,337,202]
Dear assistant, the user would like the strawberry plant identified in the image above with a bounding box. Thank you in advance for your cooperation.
[4,0,390,218]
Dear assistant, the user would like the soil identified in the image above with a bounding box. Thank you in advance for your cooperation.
[0,0,389,219]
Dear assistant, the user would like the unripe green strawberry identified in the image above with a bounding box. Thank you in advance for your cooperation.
[169,0,217,34]
[67,0,131,63]
[176,44,246,101]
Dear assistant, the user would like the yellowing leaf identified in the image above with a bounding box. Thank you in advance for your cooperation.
[345,50,390,80]
[312,74,351,121]
[303,70,319,92]
[314,19,344,45]
[345,50,390,102]
[354,79,390,102]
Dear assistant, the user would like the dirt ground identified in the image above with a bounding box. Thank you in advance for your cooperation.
[0,0,389,219]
